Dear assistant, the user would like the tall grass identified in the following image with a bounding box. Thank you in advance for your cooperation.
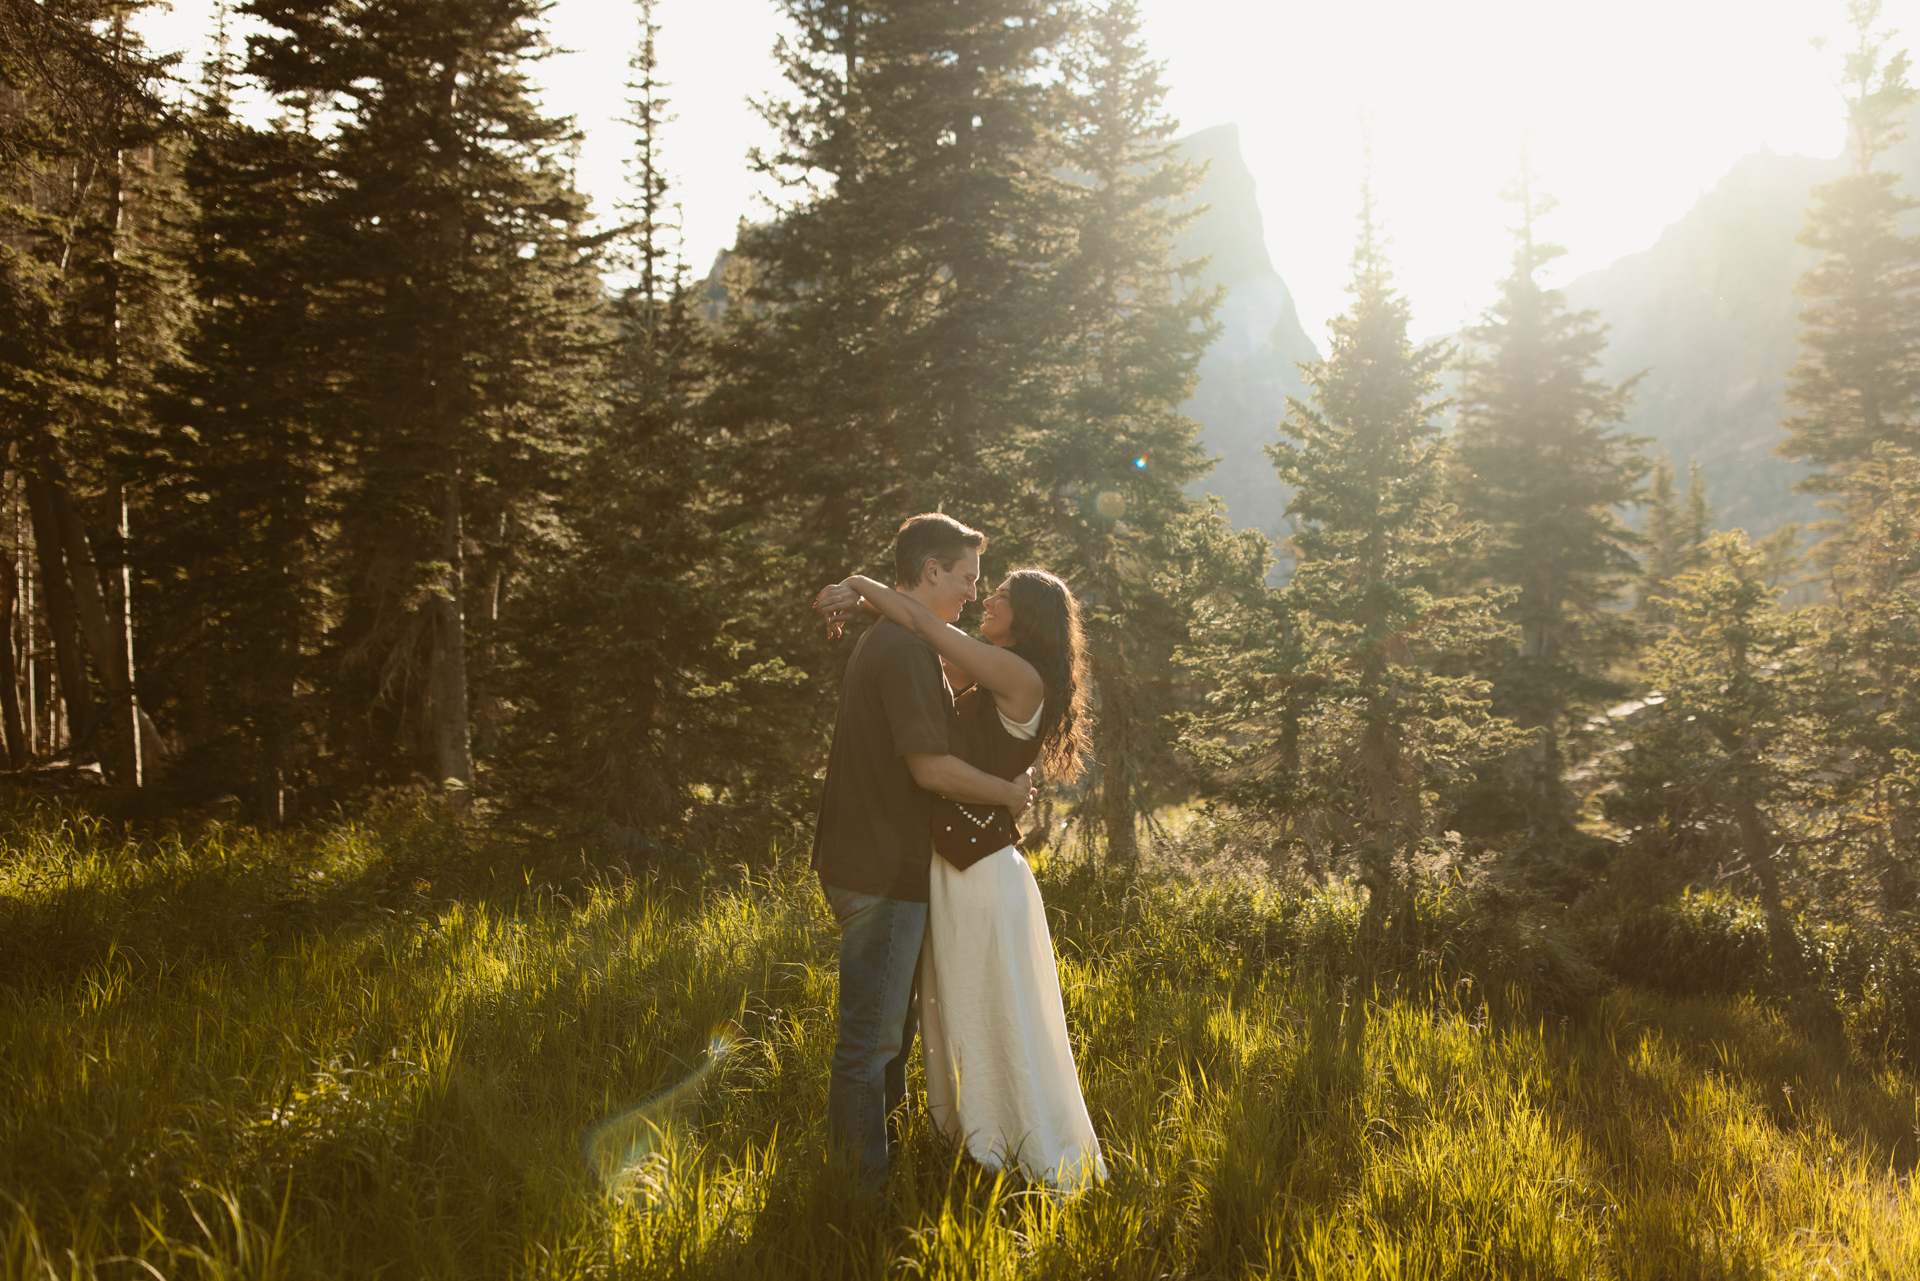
[1,797,1915,1278]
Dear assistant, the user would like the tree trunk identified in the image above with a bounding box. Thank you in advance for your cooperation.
[0,560,28,768]
[1360,712,1398,939]
[259,696,287,825]
[19,535,36,756]
[95,56,142,788]
[430,454,472,799]
[1732,788,1806,991]
[1518,592,1569,857]
[1095,666,1138,871]
[105,479,155,781]
[1360,660,1424,949]
[425,77,472,804]
[49,480,140,785]
[468,512,507,754]
[23,474,96,753]
[257,489,303,825]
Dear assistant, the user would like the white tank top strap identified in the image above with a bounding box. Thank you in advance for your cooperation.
[997,698,1043,741]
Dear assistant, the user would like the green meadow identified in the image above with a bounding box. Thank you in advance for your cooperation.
[2,798,1915,1280]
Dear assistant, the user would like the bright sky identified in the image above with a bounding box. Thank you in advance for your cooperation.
[143,0,1911,343]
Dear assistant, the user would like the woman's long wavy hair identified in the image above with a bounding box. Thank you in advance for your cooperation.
[1004,569,1091,783]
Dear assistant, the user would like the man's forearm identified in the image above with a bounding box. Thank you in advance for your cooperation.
[905,753,1019,807]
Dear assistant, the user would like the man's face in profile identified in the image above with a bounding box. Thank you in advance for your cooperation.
[922,550,980,624]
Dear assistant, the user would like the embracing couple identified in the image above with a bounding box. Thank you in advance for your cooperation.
[809,512,1106,1198]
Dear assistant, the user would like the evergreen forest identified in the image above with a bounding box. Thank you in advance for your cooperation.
[5,0,1920,1275]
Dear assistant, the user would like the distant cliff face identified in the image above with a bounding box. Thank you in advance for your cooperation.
[1174,124,1320,540]
[1561,151,1831,534]
[1561,128,1920,536]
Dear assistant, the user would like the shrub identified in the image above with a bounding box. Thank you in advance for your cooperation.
[1592,889,1920,1070]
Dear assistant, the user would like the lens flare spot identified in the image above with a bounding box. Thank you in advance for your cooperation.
[583,1021,743,1197]
[1094,491,1126,519]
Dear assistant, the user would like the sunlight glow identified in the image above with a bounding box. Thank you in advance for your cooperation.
[138,0,1915,342]
[1135,0,1871,340]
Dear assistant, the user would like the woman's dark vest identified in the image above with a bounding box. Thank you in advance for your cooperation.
[933,687,1041,871]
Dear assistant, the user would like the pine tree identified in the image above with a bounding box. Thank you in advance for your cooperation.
[1606,533,1836,998]
[0,19,107,757]
[1816,443,1920,916]
[1723,0,1920,934]
[147,39,344,818]
[502,0,807,856]
[0,0,182,783]
[246,0,602,797]
[1256,192,1524,925]
[1449,159,1647,860]
[712,1,1222,865]
[1779,2,1920,493]
[1175,509,1320,854]
[1636,452,1714,622]
[1026,0,1217,867]
[706,0,1065,848]
[1753,521,1808,592]
[709,0,1073,581]
[1636,453,1680,619]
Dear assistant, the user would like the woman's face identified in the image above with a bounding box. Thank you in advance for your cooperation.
[980,580,1017,646]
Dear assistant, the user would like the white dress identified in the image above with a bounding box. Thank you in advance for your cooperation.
[917,702,1107,1189]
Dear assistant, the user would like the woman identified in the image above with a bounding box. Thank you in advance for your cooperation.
[814,568,1106,1190]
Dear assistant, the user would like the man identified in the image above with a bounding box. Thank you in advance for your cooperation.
[812,513,1035,1198]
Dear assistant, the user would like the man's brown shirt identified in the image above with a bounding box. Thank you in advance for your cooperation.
[811,618,954,903]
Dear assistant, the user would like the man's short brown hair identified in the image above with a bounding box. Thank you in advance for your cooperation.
[894,513,986,588]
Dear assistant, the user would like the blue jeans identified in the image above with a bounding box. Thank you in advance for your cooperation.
[823,883,927,1196]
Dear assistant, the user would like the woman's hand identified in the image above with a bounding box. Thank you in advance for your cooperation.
[823,573,1041,721]
[812,581,876,640]
[940,654,974,694]
[1004,768,1037,825]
